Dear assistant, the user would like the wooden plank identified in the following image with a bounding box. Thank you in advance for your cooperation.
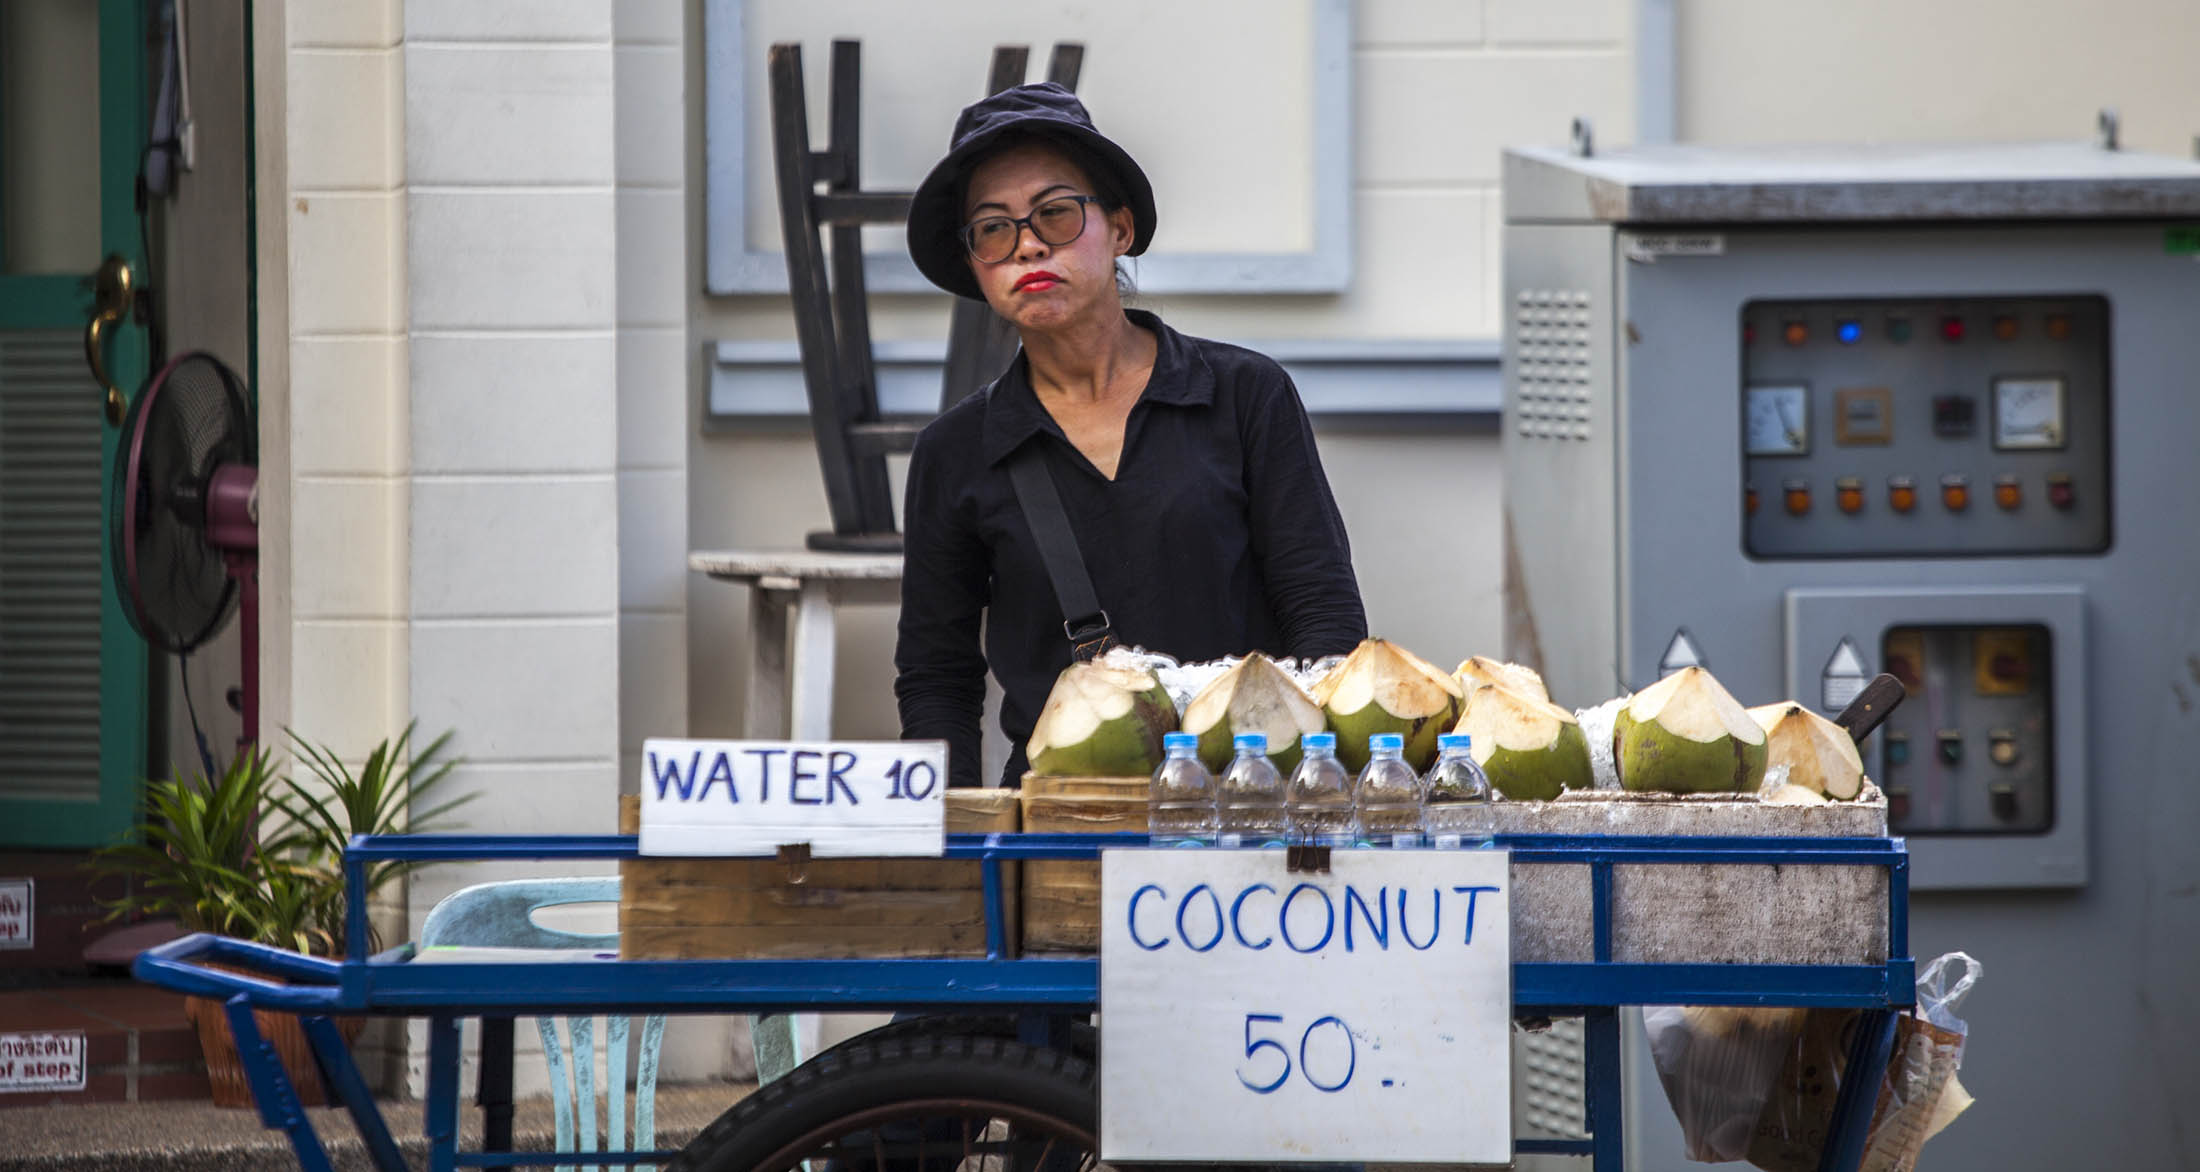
[623,887,987,929]
[622,857,984,892]
[622,923,990,960]
[1020,780,1145,954]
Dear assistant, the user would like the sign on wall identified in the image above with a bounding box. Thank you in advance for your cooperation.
[0,1032,86,1094]
[637,738,948,857]
[0,879,30,950]
[1099,849,1513,1164]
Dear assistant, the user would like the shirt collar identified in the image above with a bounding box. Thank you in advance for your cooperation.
[980,309,1214,467]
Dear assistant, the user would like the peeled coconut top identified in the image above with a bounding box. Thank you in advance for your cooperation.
[1460,684,1579,757]
[1184,653,1324,739]
[1625,666,1764,746]
[1748,701,1866,799]
[1455,656,1550,703]
[1027,653,1166,756]
[1312,638,1462,718]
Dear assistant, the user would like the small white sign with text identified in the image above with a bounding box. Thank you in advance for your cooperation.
[0,1032,86,1094]
[1100,849,1513,1165]
[0,879,29,950]
[638,739,948,857]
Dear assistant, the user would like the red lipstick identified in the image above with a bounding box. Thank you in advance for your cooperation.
[1013,270,1064,292]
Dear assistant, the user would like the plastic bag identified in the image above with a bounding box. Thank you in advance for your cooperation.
[1644,952,1979,1170]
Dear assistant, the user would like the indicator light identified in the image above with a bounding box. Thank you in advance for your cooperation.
[1993,315,2020,341]
[1994,474,2023,510]
[1990,730,2020,768]
[1886,785,1912,821]
[1886,732,1911,766]
[1888,475,1918,513]
[2045,314,2072,340]
[1743,323,1757,345]
[1782,321,1809,346]
[1887,318,1913,343]
[1940,315,1965,342]
[1783,479,1812,516]
[2047,473,2076,510]
[1836,319,1863,345]
[1744,485,1759,516]
[1835,477,1865,514]
[1941,474,1970,512]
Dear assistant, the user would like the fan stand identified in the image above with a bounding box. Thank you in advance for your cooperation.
[205,463,258,751]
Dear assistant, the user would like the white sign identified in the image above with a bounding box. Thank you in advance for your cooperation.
[1822,638,1869,712]
[1100,850,1513,1165]
[638,739,948,858]
[1625,232,1726,261]
[0,1032,86,1093]
[0,879,29,950]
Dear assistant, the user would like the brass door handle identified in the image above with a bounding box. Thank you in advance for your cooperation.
[85,254,133,425]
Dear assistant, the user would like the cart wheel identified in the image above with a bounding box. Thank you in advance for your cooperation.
[813,1013,1097,1063]
[672,1033,1097,1172]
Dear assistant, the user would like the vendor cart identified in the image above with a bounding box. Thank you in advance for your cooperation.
[134,826,1912,1172]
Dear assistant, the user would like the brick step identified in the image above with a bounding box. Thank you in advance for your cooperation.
[0,983,211,1107]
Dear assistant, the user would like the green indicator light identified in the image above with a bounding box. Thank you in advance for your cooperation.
[1887,318,1913,343]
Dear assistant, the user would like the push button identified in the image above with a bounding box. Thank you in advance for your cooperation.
[2047,474,2077,511]
[1886,785,1912,821]
[1886,731,1911,766]
[1836,477,1865,515]
[1937,729,1964,766]
[1989,729,2020,768]
[1989,783,2020,822]
[1994,474,2023,511]
[1941,474,1971,512]
[1888,476,1918,514]
[1784,479,1812,517]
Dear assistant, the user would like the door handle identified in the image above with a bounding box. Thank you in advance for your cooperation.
[84,253,133,425]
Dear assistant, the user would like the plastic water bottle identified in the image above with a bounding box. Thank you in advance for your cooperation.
[1286,732,1358,848]
[1149,732,1218,847]
[1217,732,1288,848]
[1423,732,1497,848]
[1354,732,1424,848]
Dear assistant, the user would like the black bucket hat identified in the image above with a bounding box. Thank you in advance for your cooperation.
[906,82,1155,301]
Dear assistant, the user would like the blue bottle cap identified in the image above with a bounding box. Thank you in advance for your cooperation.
[1163,732,1198,751]
[1368,732,1405,752]
[1233,732,1269,753]
[1300,731,1337,751]
[1438,733,1473,752]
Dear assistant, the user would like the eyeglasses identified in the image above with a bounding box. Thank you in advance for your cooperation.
[959,195,1103,264]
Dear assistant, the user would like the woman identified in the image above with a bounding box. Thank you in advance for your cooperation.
[896,83,1368,788]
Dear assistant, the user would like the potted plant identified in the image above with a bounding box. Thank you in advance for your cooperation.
[92,723,470,1106]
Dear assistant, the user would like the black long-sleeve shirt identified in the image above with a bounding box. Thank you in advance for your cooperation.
[894,309,1369,787]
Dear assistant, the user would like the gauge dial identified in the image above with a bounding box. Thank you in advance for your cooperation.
[1746,385,1810,456]
[1992,377,2067,450]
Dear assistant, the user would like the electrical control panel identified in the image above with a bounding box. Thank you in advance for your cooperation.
[1742,295,2110,559]
[1877,624,2053,834]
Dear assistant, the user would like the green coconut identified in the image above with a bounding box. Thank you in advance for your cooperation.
[1310,639,1463,773]
[1748,701,1866,800]
[1026,652,1180,777]
[1454,656,1551,704]
[1182,653,1326,775]
[1614,666,1768,793]
[1454,683,1593,800]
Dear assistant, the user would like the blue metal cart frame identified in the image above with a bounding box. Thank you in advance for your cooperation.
[135,831,1913,1172]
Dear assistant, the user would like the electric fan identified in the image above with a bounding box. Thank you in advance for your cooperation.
[109,351,258,747]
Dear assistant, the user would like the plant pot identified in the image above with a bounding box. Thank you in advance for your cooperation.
[184,974,366,1109]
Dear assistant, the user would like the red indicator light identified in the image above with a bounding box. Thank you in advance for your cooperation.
[1940,316,1966,342]
[2047,474,2077,510]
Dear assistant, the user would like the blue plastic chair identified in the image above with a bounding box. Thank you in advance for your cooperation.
[419,878,665,1172]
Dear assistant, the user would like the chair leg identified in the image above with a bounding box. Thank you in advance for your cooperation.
[637,1016,665,1172]
[751,1012,804,1085]
[573,1017,599,1172]
[539,1017,575,1172]
[607,1016,630,1158]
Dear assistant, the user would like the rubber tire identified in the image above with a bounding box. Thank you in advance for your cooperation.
[810,1012,1098,1063]
[671,1033,1097,1172]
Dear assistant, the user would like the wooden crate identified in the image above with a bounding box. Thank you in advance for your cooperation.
[1017,774,1149,954]
[617,790,1019,959]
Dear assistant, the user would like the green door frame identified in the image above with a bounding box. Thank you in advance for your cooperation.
[0,0,151,847]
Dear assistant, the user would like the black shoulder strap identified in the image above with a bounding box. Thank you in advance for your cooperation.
[1005,442,1115,661]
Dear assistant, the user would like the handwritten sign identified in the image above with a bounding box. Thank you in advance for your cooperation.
[1100,849,1512,1165]
[0,1032,86,1094]
[638,738,948,857]
[0,880,28,950]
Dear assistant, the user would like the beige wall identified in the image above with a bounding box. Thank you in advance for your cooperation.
[1673,0,2200,154]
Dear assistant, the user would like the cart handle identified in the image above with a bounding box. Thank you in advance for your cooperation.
[134,933,349,1011]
